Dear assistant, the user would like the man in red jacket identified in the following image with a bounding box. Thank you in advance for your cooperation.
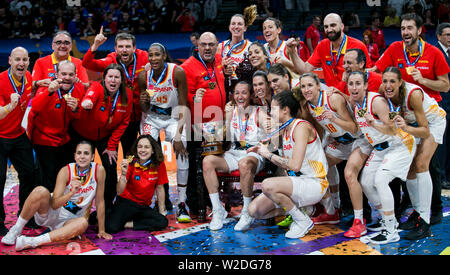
[0,47,38,235]
[32,31,89,90]
[27,60,85,191]
[82,27,148,157]
[181,32,226,221]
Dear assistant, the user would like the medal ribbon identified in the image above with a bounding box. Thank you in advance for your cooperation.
[403,38,424,67]
[57,85,75,100]
[148,63,168,88]
[198,54,216,81]
[8,68,25,96]
[226,40,245,57]
[76,163,91,182]
[308,90,324,110]
[355,93,368,112]
[387,98,401,113]
[330,34,347,69]
[120,53,137,85]
[237,106,251,140]
[261,117,295,143]
[110,91,120,116]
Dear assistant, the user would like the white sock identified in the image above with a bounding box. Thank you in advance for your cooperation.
[177,185,187,204]
[327,165,340,209]
[406,178,419,210]
[33,233,51,246]
[15,216,28,233]
[288,206,307,223]
[209,193,222,211]
[354,209,364,223]
[242,196,252,213]
[416,171,433,224]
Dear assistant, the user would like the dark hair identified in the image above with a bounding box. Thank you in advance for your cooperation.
[347,48,367,69]
[249,41,269,57]
[115,32,136,47]
[76,140,94,154]
[102,63,128,105]
[264,17,282,29]
[190,32,200,39]
[401,13,423,29]
[149,42,173,63]
[436,22,450,36]
[348,71,367,84]
[272,90,299,117]
[252,70,269,83]
[268,63,291,81]
[128,135,165,167]
[382,66,406,116]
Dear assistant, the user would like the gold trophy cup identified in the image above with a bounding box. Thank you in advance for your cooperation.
[201,121,225,156]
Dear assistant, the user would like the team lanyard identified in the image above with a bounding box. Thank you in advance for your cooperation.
[7,68,25,96]
[57,85,75,100]
[237,106,252,140]
[198,54,216,80]
[76,163,91,183]
[387,97,401,115]
[308,90,324,110]
[109,90,120,116]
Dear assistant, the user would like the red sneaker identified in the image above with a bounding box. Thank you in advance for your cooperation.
[344,218,367,238]
[312,209,340,225]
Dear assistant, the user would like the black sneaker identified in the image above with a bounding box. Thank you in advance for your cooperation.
[0,222,8,236]
[404,217,431,240]
[368,229,400,244]
[367,219,385,232]
[430,211,443,225]
[177,202,191,223]
[399,210,420,230]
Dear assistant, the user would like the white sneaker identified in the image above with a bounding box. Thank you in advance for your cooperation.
[15,236,38,251]
[285,218,314,239]
[234,211,254,231]
[209,207,228,231]
[1,225,21,246]
[368,229,400,244]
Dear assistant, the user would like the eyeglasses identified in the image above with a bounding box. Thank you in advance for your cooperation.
[53,40,71,46]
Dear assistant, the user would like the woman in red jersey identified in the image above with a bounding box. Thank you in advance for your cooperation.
[106,135,169,233]
[71,63,133,213]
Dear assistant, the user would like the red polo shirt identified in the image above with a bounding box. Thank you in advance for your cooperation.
[82,48,148,122]
[308,35,370,90]
[72,81,132,151]
[305,24,321,50]
[375,40,450,102]
[0,70,33,139]
[32,54,88,84]
[27,83,85,146]
[120,161,168,207]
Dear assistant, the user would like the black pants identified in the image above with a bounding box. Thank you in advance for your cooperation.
[69,131,118,212]
[120,120,140,157]
[106,196,168,233]
[33,142,74,192]
[430,151,443,214]
[185,138,211,214]
[0,133,38,223]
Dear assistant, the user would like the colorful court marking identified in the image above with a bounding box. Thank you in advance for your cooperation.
[1,170,449,255]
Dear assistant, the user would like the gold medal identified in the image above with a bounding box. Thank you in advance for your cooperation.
[209,82,216,89]
[63,94,71,101]
[357,108,367,117]
[127,155,135,163]
[109,116,113,124]
[405,66,415,75]
[389,111,398,120]
[146,89,155,97]
[240,141,247,148]
[314,106,324,116]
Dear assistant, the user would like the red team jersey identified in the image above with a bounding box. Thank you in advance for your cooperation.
[72,81,132,151]
[0,70,33,139]
[120,161,168,206]
[308,35,370,89]
[375,41,450,102]
[27,83,85,146]
[32,54,89,84]
[82,48,149,121]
